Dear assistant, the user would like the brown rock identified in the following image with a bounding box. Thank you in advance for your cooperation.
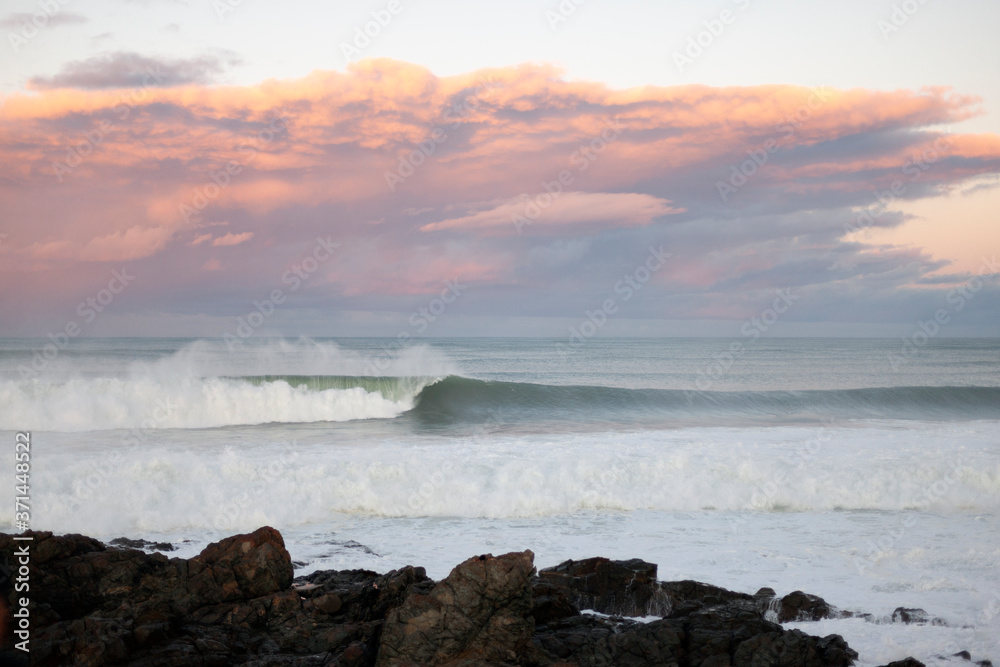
[778,590,834,622]
[1,529,866,667]
[531,579,580,626]
[188,526,293,602]
[661,579,756,616]
[312,593,343,615]
[376,551,536,666]
[538,557,666,617]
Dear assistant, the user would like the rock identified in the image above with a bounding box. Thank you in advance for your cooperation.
[877,659,926,667]
[538,557,667,617]
[534,594,857,667]
[532,613,624,661]
[1,529,870,667]
[187,526,293,602]
[294,565,433,623]
[680,603,856,667]
[892,607,928,624]
[947,651,993,667]
[531,578,580,626]
[311,593,342,615]
[109,537,175,552]
[661,579,756,614]
[340,641,371,666]
[571,617,686,666]
[891,607,946,626]
[1,527,339,667]
[842,611,874,622]
[778,590,835,622]
[376,550,536,666]
[755,587,777,600]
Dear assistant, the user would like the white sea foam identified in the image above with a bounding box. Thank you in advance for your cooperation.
[2,419,996,666]
[11,424,999,535]
[0,375,418,431]
[0,339,454,431]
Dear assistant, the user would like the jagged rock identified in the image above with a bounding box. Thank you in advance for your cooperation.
[532,613,625,661]
[660,579,755,616]
[531,578,580,625]
[892,607,928,624]
[877,659,926,667]
[891,607,946,626]
[946,650,993,667]
[311,593,342,615]
[109,537,176,552]
[1,527,369,666]
[294,565,433,623]
[755,587,777,600]
[778,590,835,622]
[534,594,857,667]
[1,529,873,667]
[568,616,686,666]
[676,603,856,667]
[376,551,536,666]
[185,526,293,603]
[538,557,666,616]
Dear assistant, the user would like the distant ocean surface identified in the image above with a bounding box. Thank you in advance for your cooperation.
[2,337,999,666]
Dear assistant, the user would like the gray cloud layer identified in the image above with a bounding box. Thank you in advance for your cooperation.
[28,51,242,89]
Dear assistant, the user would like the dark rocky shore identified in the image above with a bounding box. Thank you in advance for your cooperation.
[0,527,987,667]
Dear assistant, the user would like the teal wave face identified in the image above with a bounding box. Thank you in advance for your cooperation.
[407,378,1000,425]
[183,375,1000,428]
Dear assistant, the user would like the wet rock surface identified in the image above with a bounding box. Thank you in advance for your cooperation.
[537,557,666,618]
[891,607,947,626]
[108,537,176,553]
[0,528,980,666]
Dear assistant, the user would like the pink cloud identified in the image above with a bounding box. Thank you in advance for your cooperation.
[1,59,999,326]
[21,239,73,261]
[78,226,175,262]
[419,192,684,235]
[211,232,253,247]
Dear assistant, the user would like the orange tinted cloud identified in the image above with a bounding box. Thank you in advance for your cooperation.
[420,192,683,234]
[211,232,253,247]
[2,59,1000,329]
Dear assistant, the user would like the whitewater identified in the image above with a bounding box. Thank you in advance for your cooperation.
[2,336,999,666]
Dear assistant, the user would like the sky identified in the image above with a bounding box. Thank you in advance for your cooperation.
[1,0,999,338]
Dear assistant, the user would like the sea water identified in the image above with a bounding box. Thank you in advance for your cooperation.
[2,337,998,666]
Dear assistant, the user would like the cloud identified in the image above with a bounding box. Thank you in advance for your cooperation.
[1,60,999,333]
[77,226,175,262]
[420,192,683,235]
[28,51,242,90]
[21,239,73,260]
[211,232,253,247]
[0,12,87,28]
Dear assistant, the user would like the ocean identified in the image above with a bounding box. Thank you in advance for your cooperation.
[2,336,999,666]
